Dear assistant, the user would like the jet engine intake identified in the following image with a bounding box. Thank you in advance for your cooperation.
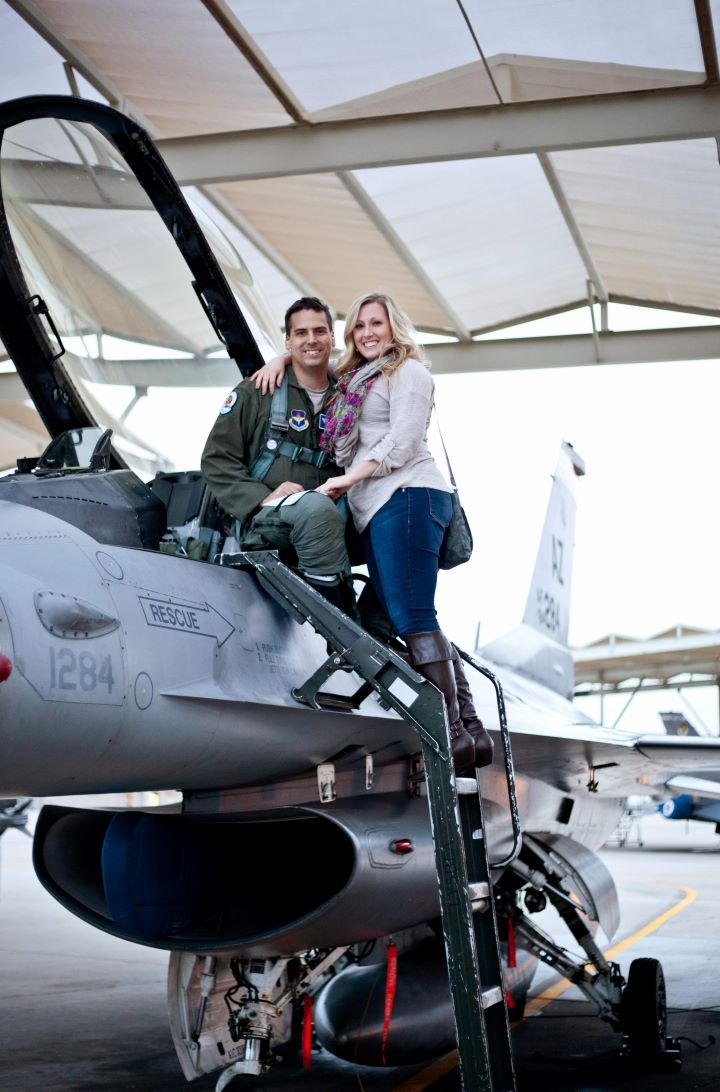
[33,795,443,954]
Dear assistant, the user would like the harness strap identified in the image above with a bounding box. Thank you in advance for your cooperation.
[248,374,290,480]
[248,375,329,479]
[274,440,329,468]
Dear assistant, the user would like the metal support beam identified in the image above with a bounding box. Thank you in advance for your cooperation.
[575,676,720,698]
[199,0,307,123]
[426,325,720,374]
[6,0,125,111]
[202,189,320,301]
[337,172,473,341]
[157,85,720,185]
[611,293,720,321]
[537,152,609,305]
[694,0,720,83]
[13,328,715,388]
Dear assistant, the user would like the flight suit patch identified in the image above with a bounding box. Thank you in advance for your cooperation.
[319,412,328,431]
[219,390,237,415]
[289,409,309,431]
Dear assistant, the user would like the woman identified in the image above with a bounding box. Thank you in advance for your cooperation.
[259,293,491,774]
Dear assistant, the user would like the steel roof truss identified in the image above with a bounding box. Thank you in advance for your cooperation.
[157,85,720,185]
[428,325,720,374]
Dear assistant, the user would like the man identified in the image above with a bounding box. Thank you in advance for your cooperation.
[201,297,354,612]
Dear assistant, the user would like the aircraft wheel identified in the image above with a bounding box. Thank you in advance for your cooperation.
[620,957,667,1055]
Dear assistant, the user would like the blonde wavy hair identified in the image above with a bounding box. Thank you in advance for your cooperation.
[335,292,428,378]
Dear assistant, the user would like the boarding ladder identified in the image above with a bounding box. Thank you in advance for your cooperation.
[236,551,522,1092]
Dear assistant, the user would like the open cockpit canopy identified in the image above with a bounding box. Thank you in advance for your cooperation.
[0,97,272,473]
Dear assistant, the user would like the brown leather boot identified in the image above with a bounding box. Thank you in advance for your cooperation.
[404,631,476,776]
[450,647,494,769]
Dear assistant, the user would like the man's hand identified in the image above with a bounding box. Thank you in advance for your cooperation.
[251,353,290,394]
[263,481,305,504]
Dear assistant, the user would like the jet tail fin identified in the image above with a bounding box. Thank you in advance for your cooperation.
[480,442,585,697]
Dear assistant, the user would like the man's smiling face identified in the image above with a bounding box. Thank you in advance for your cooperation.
[285,308,334,377]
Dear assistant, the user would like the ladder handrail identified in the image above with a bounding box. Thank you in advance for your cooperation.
[456,648,522,870]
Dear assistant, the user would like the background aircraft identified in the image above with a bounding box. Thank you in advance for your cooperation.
[1,96,720,1085]
[656,713,720,828]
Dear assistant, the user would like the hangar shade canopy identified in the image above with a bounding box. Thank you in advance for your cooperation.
[0,0,719,345]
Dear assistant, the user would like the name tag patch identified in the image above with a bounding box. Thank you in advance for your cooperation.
[289,409,309,431]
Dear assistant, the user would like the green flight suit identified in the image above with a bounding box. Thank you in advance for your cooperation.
[201,372,350,578]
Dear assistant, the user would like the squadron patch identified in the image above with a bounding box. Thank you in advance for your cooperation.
[219,390,237,416]
[319,412,328,431]
[289,409,309,431]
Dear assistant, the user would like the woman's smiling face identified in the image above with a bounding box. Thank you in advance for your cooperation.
[353,301,391,361]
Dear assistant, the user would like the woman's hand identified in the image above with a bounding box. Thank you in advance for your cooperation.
[251,352,290,394]
[316,474,354,500]
[316,460,379,500]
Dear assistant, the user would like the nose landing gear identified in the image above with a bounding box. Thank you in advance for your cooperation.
[620,957,681,1071]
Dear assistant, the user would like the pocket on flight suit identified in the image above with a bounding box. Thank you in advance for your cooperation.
[241,509,295,560]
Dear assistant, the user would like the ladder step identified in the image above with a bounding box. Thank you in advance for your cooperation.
[455,776,478,794]
[481,986,504,1010]
[468,881,490,911]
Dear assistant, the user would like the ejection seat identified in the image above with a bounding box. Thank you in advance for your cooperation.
[149,470,225,561]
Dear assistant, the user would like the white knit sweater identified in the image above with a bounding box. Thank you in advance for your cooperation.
[338,357,451,533]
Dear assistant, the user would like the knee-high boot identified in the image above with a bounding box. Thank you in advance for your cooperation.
[404,631,475,776]
[450,647,494,768]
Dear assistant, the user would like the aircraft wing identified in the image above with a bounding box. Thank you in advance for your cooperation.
[504,722,720,800]
[664,774,720,800]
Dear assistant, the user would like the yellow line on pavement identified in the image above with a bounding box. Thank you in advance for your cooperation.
[391,884,697,1090]
[391,1051,459,1091]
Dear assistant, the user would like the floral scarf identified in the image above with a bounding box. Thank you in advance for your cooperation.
[320,357,386,464]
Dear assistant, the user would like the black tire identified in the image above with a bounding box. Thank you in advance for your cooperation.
[620,957,667,1055]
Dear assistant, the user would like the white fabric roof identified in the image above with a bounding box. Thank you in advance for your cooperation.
[1,0,719,335]
[0,0,719,467]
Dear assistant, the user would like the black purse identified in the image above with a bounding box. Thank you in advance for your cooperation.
[435,410,473,570]
[440,490,473,569]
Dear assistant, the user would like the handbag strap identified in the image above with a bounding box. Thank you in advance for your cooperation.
[433,405,458,490]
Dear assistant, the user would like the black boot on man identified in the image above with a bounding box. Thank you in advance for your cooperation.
[303,572,358,620]
[404,630,475,776]
[450,647,494,769]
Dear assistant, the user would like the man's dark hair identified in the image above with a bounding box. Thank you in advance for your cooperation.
[284,296,333,335]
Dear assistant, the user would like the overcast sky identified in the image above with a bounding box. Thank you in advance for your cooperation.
[430,324,720,734]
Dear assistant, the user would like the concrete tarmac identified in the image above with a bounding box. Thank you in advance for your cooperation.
[0,809,718,1092]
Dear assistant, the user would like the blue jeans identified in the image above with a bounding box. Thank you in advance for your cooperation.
[362,487,452,637]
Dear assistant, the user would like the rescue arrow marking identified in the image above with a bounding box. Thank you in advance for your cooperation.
[138,596,235,647]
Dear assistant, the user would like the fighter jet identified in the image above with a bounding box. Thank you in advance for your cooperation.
[1,96,719,1086]
[655,714,720,828]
